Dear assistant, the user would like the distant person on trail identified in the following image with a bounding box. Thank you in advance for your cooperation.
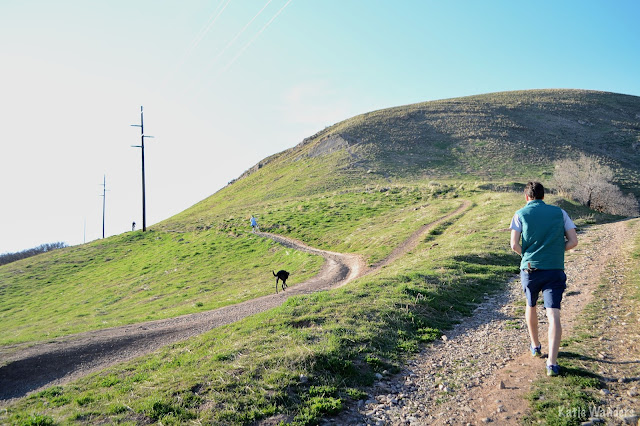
[132,221,136,232]
[509,181,578,377]
[250,215,259,233]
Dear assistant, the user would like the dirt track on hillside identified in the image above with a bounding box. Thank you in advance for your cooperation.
[0,201,470,402]
[330,219,640,426]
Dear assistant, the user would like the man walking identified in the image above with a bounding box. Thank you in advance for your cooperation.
[510,181,578,376]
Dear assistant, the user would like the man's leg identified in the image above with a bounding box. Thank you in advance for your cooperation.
[526,304,540,348]
[546,308,562,366]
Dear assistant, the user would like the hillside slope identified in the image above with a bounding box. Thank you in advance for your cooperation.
[309,89,640,181]
[2,89,638,424]
[155,89,640,233]
[3,89,638,346]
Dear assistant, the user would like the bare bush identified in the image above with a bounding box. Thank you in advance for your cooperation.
[554,154,639,217]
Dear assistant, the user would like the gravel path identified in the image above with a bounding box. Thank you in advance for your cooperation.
[327,220,639,426]
[0,201,469,403]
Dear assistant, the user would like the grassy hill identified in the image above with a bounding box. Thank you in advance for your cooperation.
[1,89,639,425]
[218,88,640,199]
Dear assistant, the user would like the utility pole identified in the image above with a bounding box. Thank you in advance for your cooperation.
[100,175,108,238]
[131,106,154,232]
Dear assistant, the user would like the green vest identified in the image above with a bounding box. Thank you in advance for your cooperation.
[516,200,565,270]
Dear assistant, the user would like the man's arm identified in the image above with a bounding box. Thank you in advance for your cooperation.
[510,229,522,256]
[565,228,578,251]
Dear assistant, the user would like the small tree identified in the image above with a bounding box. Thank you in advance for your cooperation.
[554,154,638,217]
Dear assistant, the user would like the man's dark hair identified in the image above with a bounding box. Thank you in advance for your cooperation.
[524,181,545,200]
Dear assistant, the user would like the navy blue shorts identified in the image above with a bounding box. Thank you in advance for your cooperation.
[520,269,566,309]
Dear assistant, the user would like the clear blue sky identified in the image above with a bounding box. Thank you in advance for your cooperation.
[1,0,639,254]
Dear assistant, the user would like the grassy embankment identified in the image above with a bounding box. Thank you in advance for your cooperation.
[0,228,323,345]
[1,185,615,425]
[1,182,456,346]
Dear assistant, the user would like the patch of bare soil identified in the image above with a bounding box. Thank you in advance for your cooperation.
[328,219,640,426]
[0,200,469,404]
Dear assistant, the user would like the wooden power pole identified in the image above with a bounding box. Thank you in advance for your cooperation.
[100,175,108,238]
[131,106,154,232]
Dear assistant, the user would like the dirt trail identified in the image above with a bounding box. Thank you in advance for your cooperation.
[0,200,470,402]
[0,236,361,401]
[442,220,636,425]
[330,219,639,425]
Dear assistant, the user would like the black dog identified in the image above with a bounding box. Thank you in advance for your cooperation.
[273,270,289,293]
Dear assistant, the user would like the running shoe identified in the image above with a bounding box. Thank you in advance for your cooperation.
[530,344,542,357]
[546,364,560,377]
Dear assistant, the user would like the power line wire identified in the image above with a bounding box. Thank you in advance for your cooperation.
[191,0,234,51]
[161,0,234,88]
[211,0,273,66]
[219,0,294,75]
[182,0,274,95]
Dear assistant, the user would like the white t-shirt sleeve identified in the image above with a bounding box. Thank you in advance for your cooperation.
[509,213,522,232]
[562,209,576,231]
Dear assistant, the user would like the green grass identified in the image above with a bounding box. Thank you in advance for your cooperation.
[0,230,323,345]
[0,185,464,346]
[1,187,526,424]
[254,186,465,265]
[526,368,600,426]
[1,185,622,425]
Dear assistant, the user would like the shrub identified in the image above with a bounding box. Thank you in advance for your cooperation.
[554,154,639,216]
